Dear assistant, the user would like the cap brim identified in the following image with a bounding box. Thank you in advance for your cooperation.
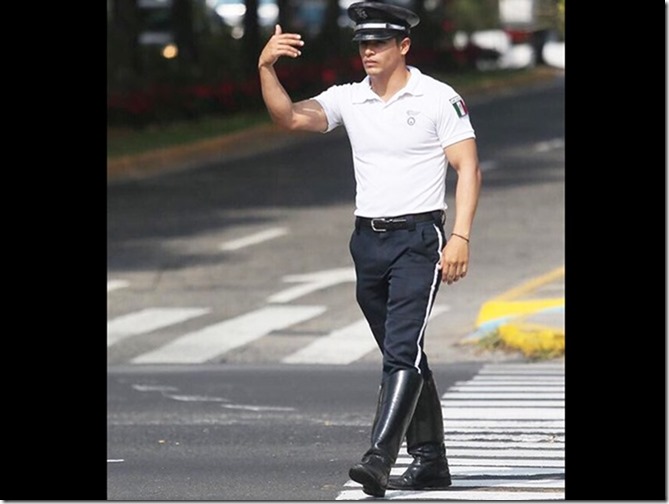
[352,29,402,41]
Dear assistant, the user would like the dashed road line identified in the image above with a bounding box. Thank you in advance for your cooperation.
[219,227,288,251]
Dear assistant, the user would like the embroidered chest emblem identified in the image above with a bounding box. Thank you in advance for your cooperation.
[406,109,420,126]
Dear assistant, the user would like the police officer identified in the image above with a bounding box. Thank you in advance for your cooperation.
[258,1,482,497]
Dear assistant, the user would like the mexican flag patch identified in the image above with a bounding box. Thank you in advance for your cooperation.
[450,96,469,118]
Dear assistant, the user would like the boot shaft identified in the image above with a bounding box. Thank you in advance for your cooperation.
[405,372,444,450]
[368,369,424,464]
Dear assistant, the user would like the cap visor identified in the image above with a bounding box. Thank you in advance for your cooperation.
[352,29,399,41]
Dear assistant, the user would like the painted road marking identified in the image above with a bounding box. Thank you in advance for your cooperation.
[131,305,326,363]
[337,489,564,500]
[281,318,377,365]
[473,266,565,333]
[107,308,211,347]
[442,420,564,430]
[107,279,129,292]
[219,227,288,251]
[282,305,449,365]
[268,267,356,303]
[534,138,565,152]
[345,477,563,488]
[337,361,564,500]
[449,385,564,392]
[444,392,563,399]
[439,399,564,407]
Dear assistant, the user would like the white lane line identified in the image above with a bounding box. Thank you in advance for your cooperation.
[397,447,563,459]
[107,308,211,347]
[482,363,564,370]
[107,459,125,463]
[131,305,326,364]
[447,458,563,467]
[281,319,377,365]
[346,476,564,488]
[220,404,295,412]
[443,392,563,399]
[478,368,564,375]
[465,378,564,384]
[442,400,564,407]
[337,489,564,500]
[534,138,565,152]
[448,386,564,392]
[442,441,564,450]
[442,407,564,420]
[282,305,449,365]
[442,433,564,443]
[268,267,356,304]
[219,227,288,251]
[444,423,564,431]
[107,279,129,292]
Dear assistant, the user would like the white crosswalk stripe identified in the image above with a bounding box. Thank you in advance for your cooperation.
[131,305,327,363]
[107,279,129,292]
[282,305,449,365]
[337,361,565,500]
[107,308,211,347]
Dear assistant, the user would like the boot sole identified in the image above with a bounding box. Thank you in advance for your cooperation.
[349,466,386,497]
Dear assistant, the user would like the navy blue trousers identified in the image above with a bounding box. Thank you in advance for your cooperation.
[349,216,445,379]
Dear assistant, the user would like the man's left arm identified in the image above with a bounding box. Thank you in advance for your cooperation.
[440,138,482,284]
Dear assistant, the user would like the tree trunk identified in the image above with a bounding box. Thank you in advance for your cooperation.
[242,0,260,76]
[171,0,198,66]
[277,0,290,31]
[112,0,142,77]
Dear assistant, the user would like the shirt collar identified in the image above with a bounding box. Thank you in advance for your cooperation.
[351,66,424,104]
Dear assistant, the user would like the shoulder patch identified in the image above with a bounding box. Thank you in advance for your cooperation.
[449,96,469,118]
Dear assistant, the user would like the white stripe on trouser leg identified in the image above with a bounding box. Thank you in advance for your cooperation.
[413,224,444,372]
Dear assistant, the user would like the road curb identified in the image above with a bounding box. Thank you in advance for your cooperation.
[461,267,565,358]
[107,123,312,182]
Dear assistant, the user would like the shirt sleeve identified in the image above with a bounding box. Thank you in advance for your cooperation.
[437,90,476,149]
[312,85,344,133]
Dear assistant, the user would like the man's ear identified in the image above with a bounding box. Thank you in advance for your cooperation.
[400,37,411,55]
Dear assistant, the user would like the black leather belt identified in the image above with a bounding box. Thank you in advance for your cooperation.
[356,210,444,232]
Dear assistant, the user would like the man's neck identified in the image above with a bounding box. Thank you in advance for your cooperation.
[370,65,410,102]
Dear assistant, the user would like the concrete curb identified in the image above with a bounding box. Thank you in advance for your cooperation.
[461,267,565,359]
[107,123,316,182]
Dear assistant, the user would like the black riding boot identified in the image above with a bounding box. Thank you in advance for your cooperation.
[349,369,423,497]
[386,372,452,490]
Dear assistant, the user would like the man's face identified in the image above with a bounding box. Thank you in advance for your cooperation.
[358,37,410,76]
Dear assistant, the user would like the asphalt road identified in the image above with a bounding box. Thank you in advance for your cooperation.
[107,363,482,500]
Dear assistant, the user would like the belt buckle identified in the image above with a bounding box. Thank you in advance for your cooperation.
[371,218,388,232]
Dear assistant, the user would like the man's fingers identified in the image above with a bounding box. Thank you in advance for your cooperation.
[275,24,282,35]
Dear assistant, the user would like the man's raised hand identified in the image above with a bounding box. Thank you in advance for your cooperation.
[258,24,305,68]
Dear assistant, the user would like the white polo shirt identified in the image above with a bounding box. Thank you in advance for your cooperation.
[313,66,475,218]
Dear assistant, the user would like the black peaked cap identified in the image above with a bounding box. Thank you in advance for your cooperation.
[348,1,420,41]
